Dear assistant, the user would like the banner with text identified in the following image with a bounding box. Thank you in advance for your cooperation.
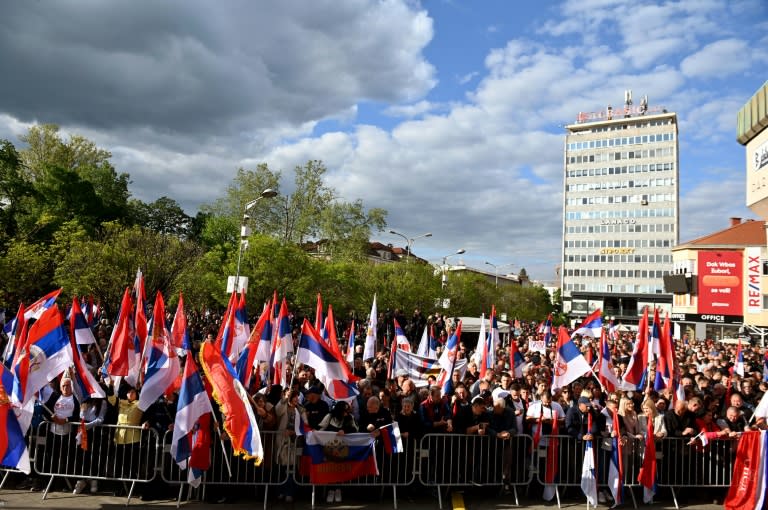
[698,251,743,316]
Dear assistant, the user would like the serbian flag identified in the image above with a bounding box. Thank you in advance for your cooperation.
[509,338,524,378]
[622,307,649,390]
[231,291,250,361]
[637,406,657,503]
[271,298,292,386]
[488,306,500,368]
[552,326,592,392]
[2,304,25,368]
[171,292,190,351]
[70,298,96,346]
[200,340,263,464]
[763,351,768,383]
[324,304,344,358]
[14,304,72,405]
[733,337,745,377]
[416,324,437,359]
[171,353,214,487]
[255,294,276,363]
[542,410,559,501]
[314,293,325,339]
[571,309,602,339]
[217,292,237,361]
[303,431,377,483]
[102,288,134,378]
[0,367,30,474]
[654,313,674,390]
[235,304,270,387]
[437,322,461,396]
[608,410,624,505]
[379,422,404,454]
[132,270,148,382]
[648,308,662,361]
[68,304,105,401]
[542,313,553,346]
[363,294,377,360]
[581,414,598,506]
[345,320,356,366]
[138,292,181,411]
[297,320,359,402]
[393,318,411,353]
[475,313,489,378]
[598,329,621,393]
[724,431,768,510]
[23,288,62,321]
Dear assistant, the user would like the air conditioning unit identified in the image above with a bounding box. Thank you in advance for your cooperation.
[640,199,648,206]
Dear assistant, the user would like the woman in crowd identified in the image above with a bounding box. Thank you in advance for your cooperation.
[319,401,358,503]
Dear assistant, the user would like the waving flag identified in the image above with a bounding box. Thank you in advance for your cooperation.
[489,306,500,367]
[475,313,488,378]
[23,288,62,321]
[297,320,358,402]
[271,298,292,386]
[231,291,250,361]
[542,313,553,347]
[0,367,30,474]
[395,349,466,387]
[393,318,411,353]
[172,353,213,487]
[132,270,148,382]
[654,313,674,391]
[70,298,96,346]
[763,351,768,383]
[608,319,619,342]
[363,294,377,360]
[235,304,270,388]
[581,415,598,506]
[255,295,275,363]
[2,304,25,368]
[303,431,377,484]
[509,339,524,378]
[416,324,437,359]
[571,309,602,339]
[649,308,662,362]
[171,292,190,351]
[138,292,181,411]
[345,320,356,365]
[314,293,325,339]
[200,340,263,464]
[542,410,559,501]
[552,326,592,391]
[622,307,649,390]
[598,329,621,393]
[724,431,768,510]
[379,422,404,454]
[102,288,134,378]
[608,410,624,505]
[437,322,462,396]
[217,292,237,361]
[324,304,344,358]
[733,337,745,377]
[637,407,657,503]
[14,304,72,405]
[68,302,105,401]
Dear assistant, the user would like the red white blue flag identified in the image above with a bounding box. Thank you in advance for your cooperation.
[303,430,377,483]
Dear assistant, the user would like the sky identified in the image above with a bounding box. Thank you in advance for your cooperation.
[1,0,766,284]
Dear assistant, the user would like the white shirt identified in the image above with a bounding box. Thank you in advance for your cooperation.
[526,401,564,447]
[52,394,76,436]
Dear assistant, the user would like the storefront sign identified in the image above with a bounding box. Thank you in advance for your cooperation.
[746,247,762,315]
[669,313,742,324]
[698,251,743,316]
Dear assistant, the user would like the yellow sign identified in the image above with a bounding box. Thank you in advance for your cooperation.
[600,248,635,255]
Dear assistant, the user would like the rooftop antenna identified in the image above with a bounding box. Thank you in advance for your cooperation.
[640,95,648,115]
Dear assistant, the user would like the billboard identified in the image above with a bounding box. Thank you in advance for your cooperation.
[697,251,742,316]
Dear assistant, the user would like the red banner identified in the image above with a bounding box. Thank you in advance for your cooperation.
[698,251,743,316]
[725,431,766,510]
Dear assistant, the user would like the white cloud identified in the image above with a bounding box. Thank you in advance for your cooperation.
[383,100,438,118]
[680,38,750,78]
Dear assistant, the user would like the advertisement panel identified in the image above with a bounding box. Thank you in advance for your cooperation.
[697,251,743,316]
[745,247,762,315]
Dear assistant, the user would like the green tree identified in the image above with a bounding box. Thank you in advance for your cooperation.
[0,239,53,307]
[129,196,192,237]
[19,124,112,181]
[0,140,34,246]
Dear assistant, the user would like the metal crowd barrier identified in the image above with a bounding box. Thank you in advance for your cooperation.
[33,421,159,504]
[292,435,418,510]
[160,429,290,509]
[418,433,533,509]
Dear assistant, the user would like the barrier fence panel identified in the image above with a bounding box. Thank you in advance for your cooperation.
[32,421,159,503]
[418,433,533,509]
[292,435,418,510]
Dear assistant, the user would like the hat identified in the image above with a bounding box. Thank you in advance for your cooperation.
[471,395,486,406]
[492,388,510,400]
[307,386,322,395]
[395,368,408,378]
[578,396,591,405]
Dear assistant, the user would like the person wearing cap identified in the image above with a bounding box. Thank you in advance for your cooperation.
[303,385,329,430]
[565,396,602,440]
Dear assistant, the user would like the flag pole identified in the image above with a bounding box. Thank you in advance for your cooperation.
[211,415,233,478]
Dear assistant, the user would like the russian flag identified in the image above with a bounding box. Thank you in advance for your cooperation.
[171,353,213,487]
[200,340,263,464]
[379,422,404,454]
[14,303,72,405]
[23,288,62,321]
[171,292,190,351]
[137,292,180,411]
[68,302,105,401]
[598,329,621,393]
[0,365,31,474]
[570,309,602,339]
[70,298,96,346]
[622,307,649,391]
[304,431,377,484]
[297,320,359,402]
[552,326,592,391]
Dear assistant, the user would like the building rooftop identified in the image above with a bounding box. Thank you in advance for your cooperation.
[674,217,766,249]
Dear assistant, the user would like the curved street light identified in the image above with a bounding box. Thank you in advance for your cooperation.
[389,229,432,261]
[484,261,516,288]
[441,249,466,289]
[234,188,278,292]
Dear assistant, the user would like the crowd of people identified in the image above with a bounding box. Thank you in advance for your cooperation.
[2,304,765,505]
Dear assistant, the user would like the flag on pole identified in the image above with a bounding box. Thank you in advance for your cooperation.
[138,292,180,411]
[235,303,270,388]
[509,338,524,378]
[363,295,377,360]
[171,353,213,487]
[733,337,745,377]
[598,328,621,393]
[542,313,553,347]
[68,303,105,401]
[654,313,674,391]
[608,410,624,505]
[346,320,356,365]
[637,407,657,503]
[437,321,461,396]
[571,309,602,339]
[2,304,25,368]
[255,295,275,363]
[724,430,768,510]
[217,292,237,361]
[102,288,135,378]
[171,292,190,351]
[70,298,96,346]
[542,410,559,501]
[271,298,292,387]
[475,313,488,378]
[314,293,325,339]
[379,422,404,454]
[552,326,592,392]
[622,307,649,390]
[581,414,598,506]
[0,365,30,473]
[416,324,437,359]
[231,291,250,361]
[23,288,62,321]
[297,320,359,402]
[324,304,344,358]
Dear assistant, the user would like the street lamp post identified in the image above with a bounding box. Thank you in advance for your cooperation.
[441,248,466,289]
[484,261,516,288]
[389,229,432,261]
[234,188,278,292]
